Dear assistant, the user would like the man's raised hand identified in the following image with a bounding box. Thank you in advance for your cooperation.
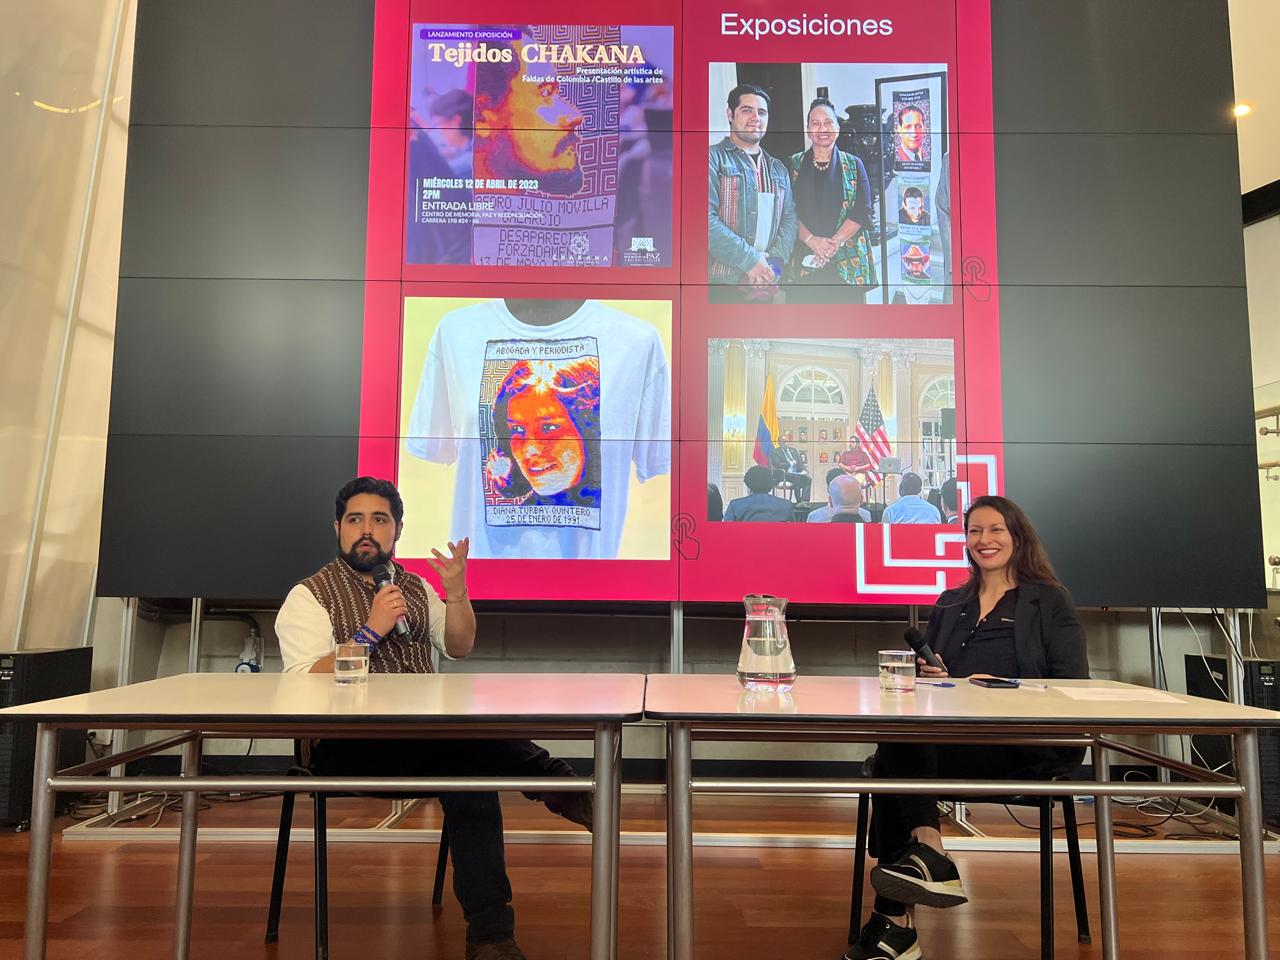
[427,537,470,596]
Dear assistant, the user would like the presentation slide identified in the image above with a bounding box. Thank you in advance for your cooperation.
[706,337,958,524]
[356,0,1004,602]
[706,61,950,305]
[397,296,672,562]
[405,22,675,270]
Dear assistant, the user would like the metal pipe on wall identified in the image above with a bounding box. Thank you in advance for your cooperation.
[107,596,137,816]
[78,566,99,648]
[1147,608,1171,781]
[187,598,203,674]
[670,600,684,673]
[1225,608,1245,705]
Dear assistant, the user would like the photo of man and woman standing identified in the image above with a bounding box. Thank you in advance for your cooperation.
[707,62,951,305]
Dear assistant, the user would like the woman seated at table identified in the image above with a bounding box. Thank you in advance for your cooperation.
[786,97,878,304]
[847,495,1089,960]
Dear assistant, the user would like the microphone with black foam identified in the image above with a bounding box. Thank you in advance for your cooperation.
[371,562,411,637]
[903,626,944,671]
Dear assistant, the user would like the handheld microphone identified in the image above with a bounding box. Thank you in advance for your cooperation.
[370,563,411,637]
[903,627,944,671]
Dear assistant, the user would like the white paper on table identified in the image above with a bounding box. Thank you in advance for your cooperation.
[1053,686,1182,703]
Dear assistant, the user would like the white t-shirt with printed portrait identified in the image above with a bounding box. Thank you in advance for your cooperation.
[405,299,671,559]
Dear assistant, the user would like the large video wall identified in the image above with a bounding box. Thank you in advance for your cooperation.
[99,0,1264,607]
[355,0,1003,603]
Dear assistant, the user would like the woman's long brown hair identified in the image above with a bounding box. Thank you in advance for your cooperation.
[957,495,1063,599]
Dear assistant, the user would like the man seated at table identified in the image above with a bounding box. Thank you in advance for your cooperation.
[769,440,812,502]
[276,476,590,960]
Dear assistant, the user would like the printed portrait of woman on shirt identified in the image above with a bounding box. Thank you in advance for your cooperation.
[483,356,602,515]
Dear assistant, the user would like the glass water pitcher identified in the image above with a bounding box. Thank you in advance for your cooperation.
[736,594,796,691]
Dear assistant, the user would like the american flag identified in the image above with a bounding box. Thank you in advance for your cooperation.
[855,386,893,484]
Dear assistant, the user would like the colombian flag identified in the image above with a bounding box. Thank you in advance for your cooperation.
[752,373,779,467]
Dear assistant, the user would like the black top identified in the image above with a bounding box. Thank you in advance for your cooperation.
[944,587,1020,678]
[793,148,845,237]
[926,581,1090,680]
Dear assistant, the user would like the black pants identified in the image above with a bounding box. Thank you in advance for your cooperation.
[869,742,1084,915]
[310,738,574,944]
[774,469,812,502]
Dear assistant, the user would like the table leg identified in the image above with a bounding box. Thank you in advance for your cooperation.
[591,724,619,960]
[173,734,203,960]
[23,723,58,960]
[1234,729,1270,960]
[610,726,621,960]
[1092,740,1119,960]
[669,722,694,960]
[665,725,675,960]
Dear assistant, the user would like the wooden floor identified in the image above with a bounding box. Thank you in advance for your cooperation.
[1,794,1276,960]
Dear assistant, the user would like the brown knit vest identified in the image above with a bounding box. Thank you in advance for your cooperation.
[300,559,437,673]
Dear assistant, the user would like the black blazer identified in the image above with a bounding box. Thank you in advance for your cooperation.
[924,581,1090,680]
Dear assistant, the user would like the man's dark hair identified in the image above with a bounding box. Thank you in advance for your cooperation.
[728,83,770,112]
[940,477,958,511]
[474,29,533,109]
[825,466,844,487]
[896,105,925,126]
[898,472,923,496]
[428,87,473,127]
[708,484,724,522]
[335,477,404,524]
[743,464,776,494]
[903,186,924,201]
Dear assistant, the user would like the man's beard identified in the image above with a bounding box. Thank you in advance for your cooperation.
[339,539,393,573]
[537,164,584,197]
[491,134,583,197]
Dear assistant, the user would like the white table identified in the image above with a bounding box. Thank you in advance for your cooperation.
[2,671,646,960]
[645,675,1280,960]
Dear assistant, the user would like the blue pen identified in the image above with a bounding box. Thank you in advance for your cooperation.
[917,680,955,688]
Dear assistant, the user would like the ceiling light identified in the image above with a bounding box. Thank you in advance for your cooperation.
[1233,103,1253,118]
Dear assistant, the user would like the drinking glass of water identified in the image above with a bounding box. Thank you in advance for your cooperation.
[334,641,369,684]
[878,650,916,694]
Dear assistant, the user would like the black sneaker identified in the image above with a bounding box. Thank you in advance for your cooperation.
[544,791,594,832]
[870,841,968,908]
[843,913,923,960]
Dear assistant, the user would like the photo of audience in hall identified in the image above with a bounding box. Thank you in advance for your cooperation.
[707,337,959,524]
[707,62,951,305]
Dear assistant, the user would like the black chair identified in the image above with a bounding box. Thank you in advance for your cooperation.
[850,784,1090,960]
[772,472,799,502]
[264,764,451,960]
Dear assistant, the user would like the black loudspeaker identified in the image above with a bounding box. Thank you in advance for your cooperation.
[940,407,956,439]
[0,647,94,826]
